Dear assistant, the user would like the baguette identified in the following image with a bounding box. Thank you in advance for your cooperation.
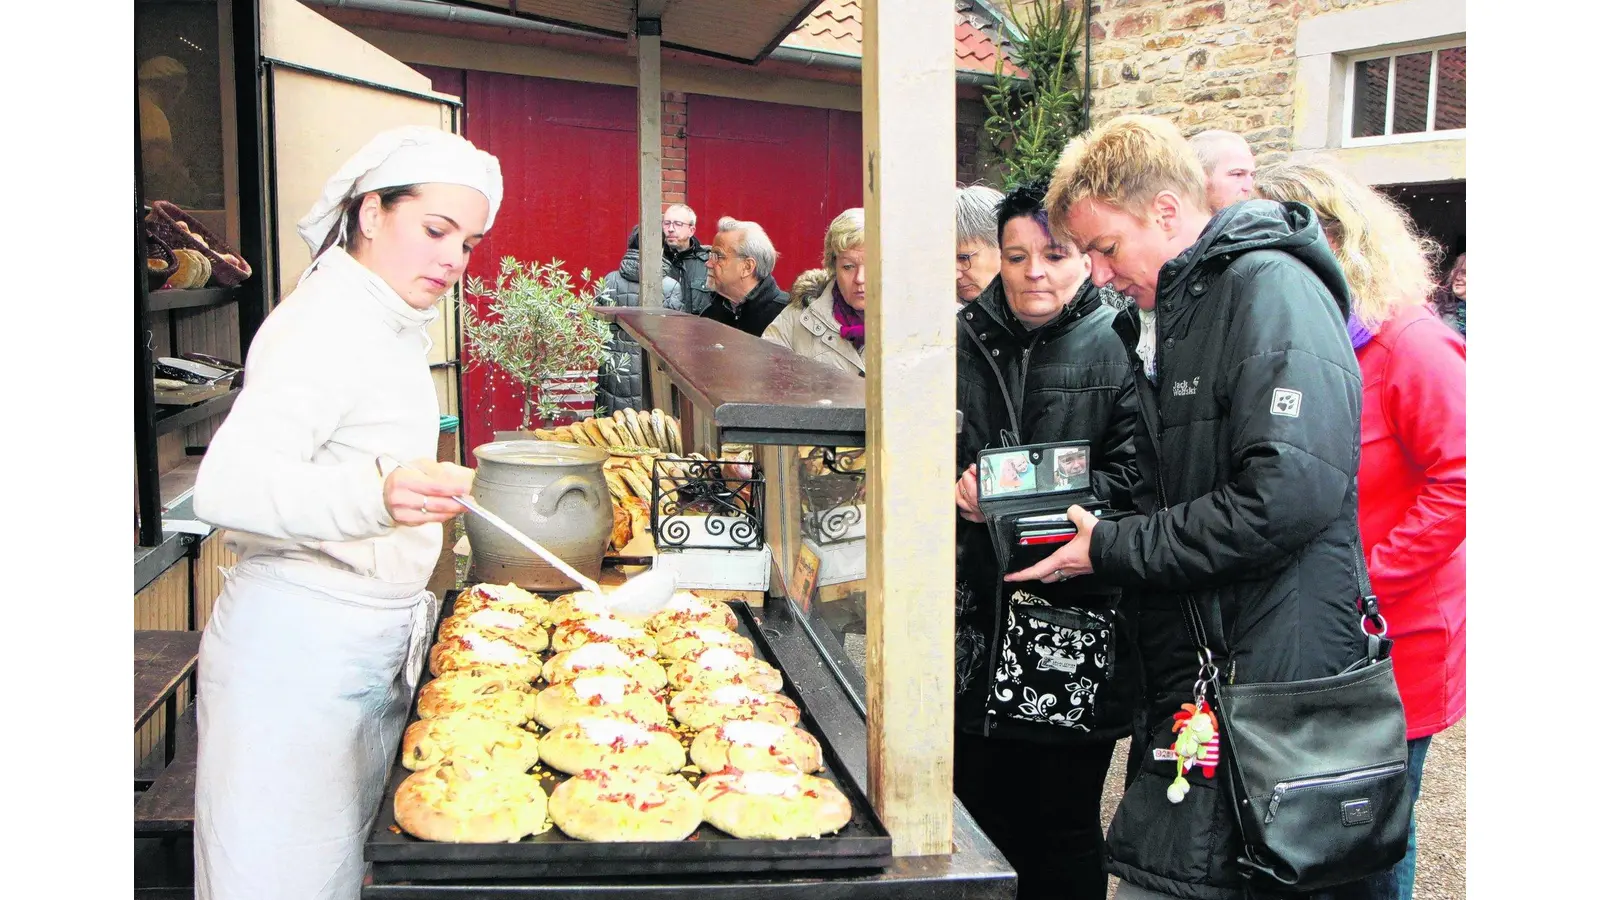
[621,408,651,447]
[580,417,608,447]
[650,409,669,452]
[666,415,684,455]
[613,411,642,448]
[595,416,625,449]
[568,423,596,447]
[619,466,653,501]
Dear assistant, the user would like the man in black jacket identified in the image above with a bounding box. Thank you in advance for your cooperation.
[1023,115,1367,899]
[664,203,715,314]
[699,216,788,337]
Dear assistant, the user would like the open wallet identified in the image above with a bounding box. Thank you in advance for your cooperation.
[973,440,1133,573]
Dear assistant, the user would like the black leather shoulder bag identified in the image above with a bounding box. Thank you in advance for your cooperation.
[1182,546,1414,893]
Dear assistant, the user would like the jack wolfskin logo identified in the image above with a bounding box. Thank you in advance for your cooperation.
[1271,388,1302,417]
[1172,377,1200,397]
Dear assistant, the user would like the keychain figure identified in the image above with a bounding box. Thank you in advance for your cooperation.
[1166,699,1220,803]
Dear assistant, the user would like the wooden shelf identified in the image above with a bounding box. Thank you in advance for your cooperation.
[148,284,239,312]
[154,387,239,436]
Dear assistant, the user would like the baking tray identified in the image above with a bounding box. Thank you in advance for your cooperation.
[365,592,893,882]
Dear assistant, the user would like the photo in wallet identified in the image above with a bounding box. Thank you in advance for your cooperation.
[976,441,1093,503]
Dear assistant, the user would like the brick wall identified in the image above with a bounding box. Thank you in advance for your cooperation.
[1080,0,1393,163]
[663,91,688,207]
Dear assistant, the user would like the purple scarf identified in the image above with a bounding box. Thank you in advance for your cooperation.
[1347,314,1374,351]
[831,283,865,350]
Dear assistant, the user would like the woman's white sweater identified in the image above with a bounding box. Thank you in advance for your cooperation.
[193,248,443,591]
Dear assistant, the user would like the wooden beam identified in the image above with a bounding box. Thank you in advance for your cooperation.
[635,13,676,410]
[862,0,957,857]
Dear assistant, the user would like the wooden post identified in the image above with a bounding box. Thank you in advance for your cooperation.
[635,6,676,411]
[862,0,956,857]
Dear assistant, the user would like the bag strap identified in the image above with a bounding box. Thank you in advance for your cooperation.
[1180,516,1391,678]
[957,314,1020,446]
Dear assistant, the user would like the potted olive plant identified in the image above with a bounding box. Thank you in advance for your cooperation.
[462,256,611,432]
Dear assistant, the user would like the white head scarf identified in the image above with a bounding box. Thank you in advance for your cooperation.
[296,125,503,259]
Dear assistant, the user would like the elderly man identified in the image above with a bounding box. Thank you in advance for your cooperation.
[699,216,789,337]
[1189,129,1256,213]
[955,184,1005,306]
[1023,114,1367,900]
[663,203,714,314]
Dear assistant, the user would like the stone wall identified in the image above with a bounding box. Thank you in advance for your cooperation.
[1010,0,1400,164]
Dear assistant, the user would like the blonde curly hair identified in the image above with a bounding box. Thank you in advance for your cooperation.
[1254,162,1440,330]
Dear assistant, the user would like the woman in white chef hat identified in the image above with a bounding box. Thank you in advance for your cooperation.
[191,126,502,900]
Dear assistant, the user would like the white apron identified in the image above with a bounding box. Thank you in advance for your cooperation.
[194,557,438,900]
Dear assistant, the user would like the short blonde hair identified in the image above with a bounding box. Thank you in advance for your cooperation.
[1045,115,1209,237]
[1254,162,1439,329]
[822,207,865,272]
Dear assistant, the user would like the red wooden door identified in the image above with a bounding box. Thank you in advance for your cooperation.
[686,95,863,292]
[418,68,642,459]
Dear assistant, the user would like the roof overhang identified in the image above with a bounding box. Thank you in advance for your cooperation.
[437,0,827,64]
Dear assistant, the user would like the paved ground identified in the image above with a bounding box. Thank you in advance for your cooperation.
[1099,719,1467,899]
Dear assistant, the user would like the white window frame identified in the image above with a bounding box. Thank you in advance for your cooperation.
[1341,39,1466,147]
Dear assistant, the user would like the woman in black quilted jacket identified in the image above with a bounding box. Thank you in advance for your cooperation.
[951,180,1142,900]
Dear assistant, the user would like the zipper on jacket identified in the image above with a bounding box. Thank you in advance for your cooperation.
[1262,761,1407,824]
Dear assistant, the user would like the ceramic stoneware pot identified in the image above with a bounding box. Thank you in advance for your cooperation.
[466,440,613,591]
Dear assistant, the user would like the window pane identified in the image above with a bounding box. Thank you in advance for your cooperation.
[1392,51,1432,135]
[1435,46,1466,130]
[1352,58,1390,138]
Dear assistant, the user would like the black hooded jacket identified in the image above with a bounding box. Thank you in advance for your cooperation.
[668,238,714,315]
[597,233,684,412]
[699,275,789,337]
[952,276,1143,743]
[1092,200,1368,899]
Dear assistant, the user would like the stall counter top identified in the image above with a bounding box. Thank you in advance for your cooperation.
[361,596,1015,900]
[597,308,865,447]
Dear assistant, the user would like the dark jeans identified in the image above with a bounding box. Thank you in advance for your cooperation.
[954,730,1116,900]
[1328,735,1434,900]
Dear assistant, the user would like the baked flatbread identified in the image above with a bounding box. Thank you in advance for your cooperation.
[454,582,550,622]
[417,670,537,724]
[667,646,782,693]
[646,592,739,634]
[654,624,755,662]
[429,630,544,681]
[697,770,852,839]
[546,591,651,628]
[402,714,542,772]
[689,719,824,775]
[669,684,802,731]
[438,607,549,649]
[548,768,703,842]
[550,616,658,658]
[533,674,670,730]
[394,762,551,843]
[543,641,668,692]
[538,715,687,775]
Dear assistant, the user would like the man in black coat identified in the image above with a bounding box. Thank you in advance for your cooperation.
[1025,115,1368,900]
[699,216,788,338]
[664,203,714,315]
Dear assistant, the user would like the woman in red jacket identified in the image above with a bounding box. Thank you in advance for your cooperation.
[1258,163,1465,900]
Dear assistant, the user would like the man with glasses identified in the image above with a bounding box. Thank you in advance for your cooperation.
[663,203,714,314]
[699,216,788,337]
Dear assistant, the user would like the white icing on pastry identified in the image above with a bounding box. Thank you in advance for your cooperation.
[584,617,641,639]
[567,642,631,668]
[710,685,761,705]
[572,675,630,704]
[461,633,527,663]
[721,720,786,746]
[579,717,651,747]
[734,771,803,796]
[693,647,745,671]
[467,609,528,630]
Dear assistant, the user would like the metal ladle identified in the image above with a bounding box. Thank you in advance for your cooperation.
[384,456,678,615]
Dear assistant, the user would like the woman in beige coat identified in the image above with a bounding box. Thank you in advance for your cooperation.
[762,208,866,376]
